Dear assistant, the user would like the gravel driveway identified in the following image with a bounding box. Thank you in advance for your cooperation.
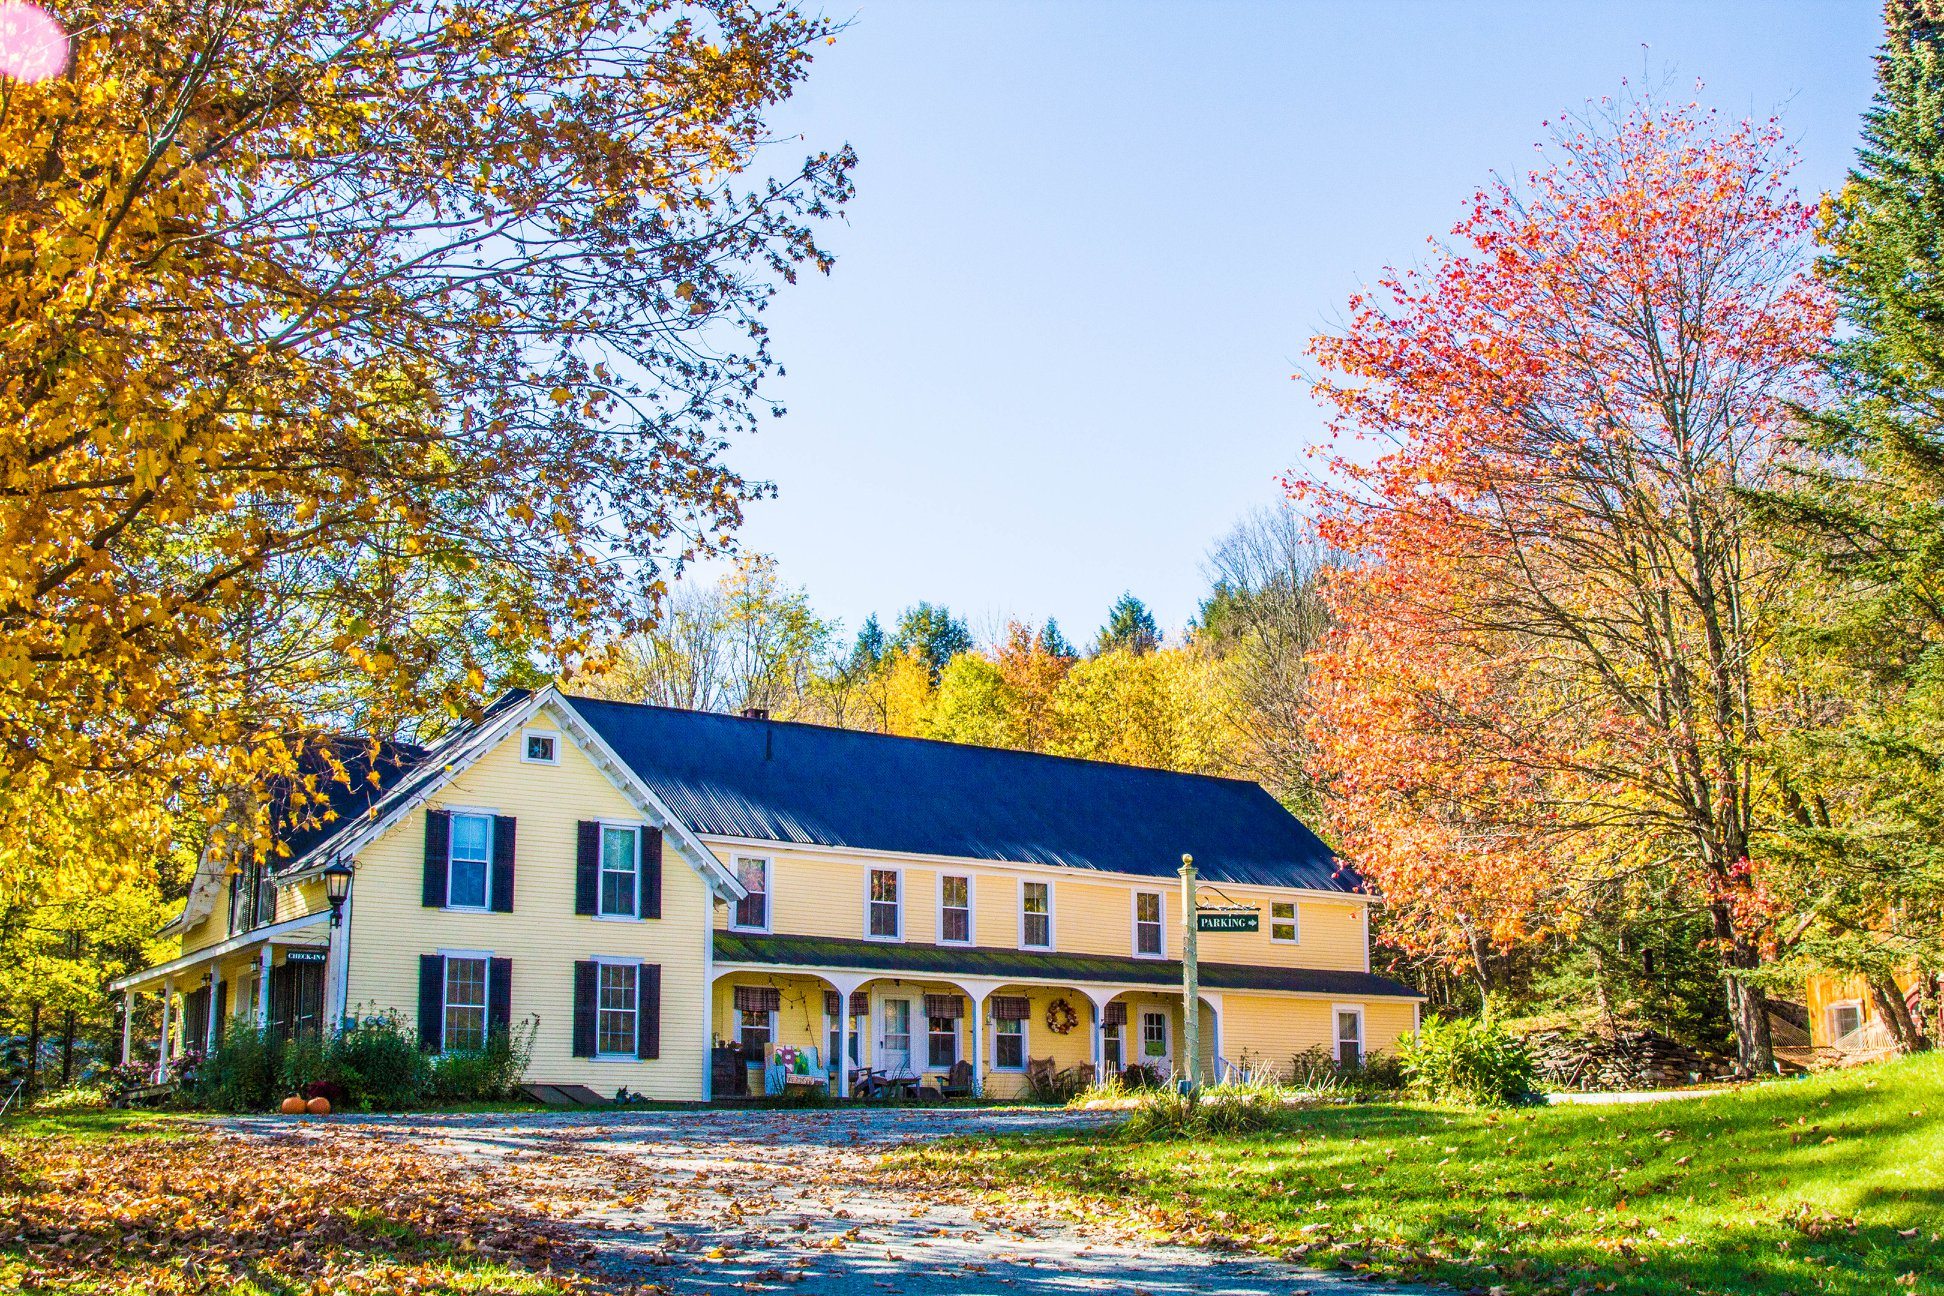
[236,1105,1433,1295]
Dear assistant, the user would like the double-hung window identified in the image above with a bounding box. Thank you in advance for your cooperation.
[596,963,639,1056]
[598,825,639,918]
[940,875,972,944]
[1020,881,1051,949]
[447,814,493,910]
[1133,891,1163,957]
[1335,1006,1364,1067]
[992,996,1028,1070]
[443,956,488,1051]
[733,857,769,931]
[1271,901,1299,943]
[868,869,901,939]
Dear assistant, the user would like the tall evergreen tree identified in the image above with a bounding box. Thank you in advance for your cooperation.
[1039,618,1076,660]
[891,603,972,681]
[1757,0,1944,1046]
[1094,593,1161,656]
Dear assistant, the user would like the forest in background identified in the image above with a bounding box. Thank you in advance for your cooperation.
[7,0,1944,1090]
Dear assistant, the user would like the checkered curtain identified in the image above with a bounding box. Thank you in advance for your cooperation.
[733,985,780,1013]
[991,995,1030,1021]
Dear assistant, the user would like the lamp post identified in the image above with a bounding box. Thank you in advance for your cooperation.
[322,861,353,927]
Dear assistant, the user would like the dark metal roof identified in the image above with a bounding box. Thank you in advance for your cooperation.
[568,695,1358,892]
[273,736,428,864]
[714,932,1423,999]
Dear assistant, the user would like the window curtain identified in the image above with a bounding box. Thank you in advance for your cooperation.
[734,985,780,1014]
[991,995,1030,1021]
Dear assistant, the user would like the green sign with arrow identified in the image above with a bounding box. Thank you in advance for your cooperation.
[1195,910,1259,933]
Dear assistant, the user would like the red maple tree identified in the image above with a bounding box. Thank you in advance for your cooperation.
[1294,93,1832,1070]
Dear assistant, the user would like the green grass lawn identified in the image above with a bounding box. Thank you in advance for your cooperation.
[891,1052,1944,1296]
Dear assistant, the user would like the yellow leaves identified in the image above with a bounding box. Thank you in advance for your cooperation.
[551,386,573,404]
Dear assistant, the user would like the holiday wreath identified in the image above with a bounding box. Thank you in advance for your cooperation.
[1044,998,1079,1035]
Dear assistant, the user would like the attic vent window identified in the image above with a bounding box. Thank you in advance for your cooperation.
[522,731,559,765]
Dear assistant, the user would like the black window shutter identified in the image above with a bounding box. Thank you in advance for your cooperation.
[487,957,512,1036]
[643,827,663,920]
[422,810,451,908]
[574,822,599,916]
[637,963,661,1059]
[214,980,229,1047]
[490,816,517,913]
[571,960,597,1057]
[417,954,445,1053]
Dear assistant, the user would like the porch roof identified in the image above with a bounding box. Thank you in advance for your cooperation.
[107,910,329,994]
[713,932,1425,1000]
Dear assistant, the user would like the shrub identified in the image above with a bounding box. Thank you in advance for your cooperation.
[1118,1087,1277,1140]
[192,1023,284,1112]
[1397,1015,1535,1106]
[278,1032,328,1097]
[429,1017,535,1103]
[33,1082,113,1113]
[325,1014,429,1110]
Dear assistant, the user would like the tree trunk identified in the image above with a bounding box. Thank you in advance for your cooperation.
[1468,930,1494,1016]
[60,1010,75,1084]
[1711,903,1775,1074]
[1868,973,1928,1053]
[25,1002,41,1101]
[1588,943,1615,1026]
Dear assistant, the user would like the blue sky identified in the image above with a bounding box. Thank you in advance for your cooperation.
[719,1,1880,646]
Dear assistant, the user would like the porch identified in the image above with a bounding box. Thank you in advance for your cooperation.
[105,910,335,1082]
[710,966,1222,1101]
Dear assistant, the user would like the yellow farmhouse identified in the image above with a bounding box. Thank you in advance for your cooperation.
[111,688,1423,1101]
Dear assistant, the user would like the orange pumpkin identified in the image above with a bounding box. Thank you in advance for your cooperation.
[280,1096,305,1115]
[305,1096,332,1116]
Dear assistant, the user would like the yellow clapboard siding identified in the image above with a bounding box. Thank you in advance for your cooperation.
[709,840,1371,972]
[343,703,710,1099]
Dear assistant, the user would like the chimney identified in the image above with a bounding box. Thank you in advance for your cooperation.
[740,706,769,721]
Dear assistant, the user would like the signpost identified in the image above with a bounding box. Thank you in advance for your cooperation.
[1181,854,1261,1091]
[1179,854,1199,1090]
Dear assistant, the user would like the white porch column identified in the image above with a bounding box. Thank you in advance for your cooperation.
[1078,987,1121,1087]
[955,979,1003,1099]
[204,971,220,1052]
[822,972,866,1098]
[324,883,353,1032]
[256,945,273,1027]
[1200,991,1225,1081]
[154,982,173,1083]
[120,990,135,1066]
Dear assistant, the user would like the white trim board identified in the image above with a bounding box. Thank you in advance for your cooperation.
[275,689,745,902]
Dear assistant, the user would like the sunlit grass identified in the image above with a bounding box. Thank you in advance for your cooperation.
[893,1052,1944,1296]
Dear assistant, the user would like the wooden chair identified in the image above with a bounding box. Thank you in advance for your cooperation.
[939,1059,975,1098]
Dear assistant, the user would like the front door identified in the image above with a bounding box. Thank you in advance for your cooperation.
[880,998,913,1077]
[1139,1009,1171,1075]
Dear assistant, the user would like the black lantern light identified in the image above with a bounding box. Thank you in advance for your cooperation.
[322,860,354,927]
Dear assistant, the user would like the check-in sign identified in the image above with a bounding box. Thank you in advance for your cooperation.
[1195,910,1258,933]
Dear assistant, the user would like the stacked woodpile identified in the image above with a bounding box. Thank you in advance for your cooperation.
[1522,1026,1726,1091]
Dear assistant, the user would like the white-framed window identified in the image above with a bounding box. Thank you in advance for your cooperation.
[1271,901,1299,944]
[867,868,902,940]
[928,1013,958,1068]
[443,954,489,1052]
[597,823,640,918]
[739,1008,773,1058]
[1020,879,1052,949]
[939,874,973,944]
[1140,1009,1169,1063]
[994,1016,1025,1070]
[447,812,494,910]
[1133,890,1164,958]
[596,960,639,1057]
[521,729,560,764]
[1334,1004,1365,1066]
[1827,1000,1864,1042]
[733,857,769,931]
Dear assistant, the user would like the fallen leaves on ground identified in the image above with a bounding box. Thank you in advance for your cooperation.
[0,1126,593,1294]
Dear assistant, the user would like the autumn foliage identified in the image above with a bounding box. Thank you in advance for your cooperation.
[1296,95,1832,1064]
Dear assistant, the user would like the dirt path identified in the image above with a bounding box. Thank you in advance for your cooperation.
[234,1106,1434,1295]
